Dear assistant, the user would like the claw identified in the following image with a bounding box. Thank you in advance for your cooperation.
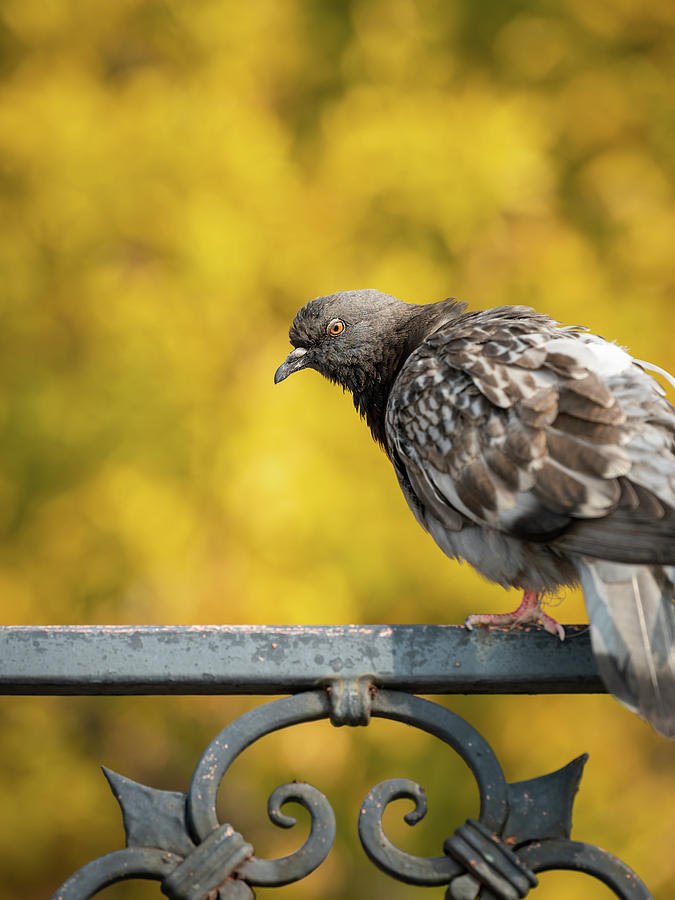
[464,591,566,641]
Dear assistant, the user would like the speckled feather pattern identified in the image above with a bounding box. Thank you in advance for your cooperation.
[279,290,675,735]
[387,308,675,591]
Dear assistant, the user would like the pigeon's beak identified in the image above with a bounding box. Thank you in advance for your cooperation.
[274,347,309,384]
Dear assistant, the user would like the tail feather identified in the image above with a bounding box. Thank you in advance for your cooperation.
[576,558,675,737]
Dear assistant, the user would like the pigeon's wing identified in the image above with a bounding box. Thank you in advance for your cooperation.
[386,309,675,738]
[555,363,675,563]
[386,311,675,563]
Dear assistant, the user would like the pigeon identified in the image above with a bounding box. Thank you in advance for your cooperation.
[275,289,675,737]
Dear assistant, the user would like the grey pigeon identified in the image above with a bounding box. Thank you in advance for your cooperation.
[275,289,675,737]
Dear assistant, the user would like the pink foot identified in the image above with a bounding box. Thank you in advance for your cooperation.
[464,590,565,641]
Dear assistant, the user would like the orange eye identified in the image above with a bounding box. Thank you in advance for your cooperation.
[328,319,345,336]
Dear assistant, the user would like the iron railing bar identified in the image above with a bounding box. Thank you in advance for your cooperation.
[0,624,604,696]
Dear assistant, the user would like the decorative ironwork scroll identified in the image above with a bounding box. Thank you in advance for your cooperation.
[51,683,652,900]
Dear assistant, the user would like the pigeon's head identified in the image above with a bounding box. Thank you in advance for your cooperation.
[274,289,412,390]
[274,289,466,443]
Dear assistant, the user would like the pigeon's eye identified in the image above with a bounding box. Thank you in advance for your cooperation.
[327,318,345,336]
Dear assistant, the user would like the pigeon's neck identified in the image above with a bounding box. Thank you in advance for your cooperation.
[350,299,466,447]
[351,374,395,447]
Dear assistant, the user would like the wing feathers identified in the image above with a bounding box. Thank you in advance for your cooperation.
[560,372,616,407]
[456,461,499,513]
[558,388,627,424]
[385,307,675,736]
[387,313,675,554]
[549,413,624,445]
[533,459,621,515]
[485,447,521,490]
[545,430,631,479]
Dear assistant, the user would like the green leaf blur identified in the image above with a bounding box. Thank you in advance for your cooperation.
[0,1,673,898]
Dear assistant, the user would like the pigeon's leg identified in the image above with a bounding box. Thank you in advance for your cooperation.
[465,590,565,641]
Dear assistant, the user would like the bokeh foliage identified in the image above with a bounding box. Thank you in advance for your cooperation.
[0,0,673,898]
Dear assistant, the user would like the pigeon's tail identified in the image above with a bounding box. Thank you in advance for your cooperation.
[577,558,675,738]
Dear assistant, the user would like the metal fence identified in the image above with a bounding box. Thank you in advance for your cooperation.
[0,624,653,899]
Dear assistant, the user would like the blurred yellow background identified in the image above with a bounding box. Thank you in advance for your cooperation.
[0,0,673,898]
